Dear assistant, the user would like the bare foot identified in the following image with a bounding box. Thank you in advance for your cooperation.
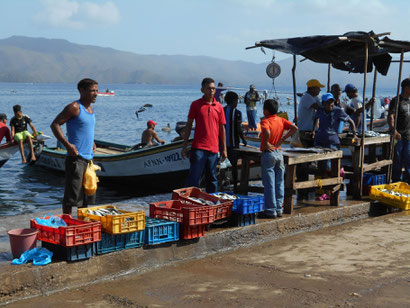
[31,157,36,162]
[22,160,27,164]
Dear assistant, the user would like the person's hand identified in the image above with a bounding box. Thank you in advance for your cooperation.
[220,149,227,162]
[311,131,316,139]
[394,130,401,141]
[161,141,165,145]
[243,140,247,147]
[181,146,187,159]
[66,143,78,157]
[93,143,96,152]
[275,138,283,148]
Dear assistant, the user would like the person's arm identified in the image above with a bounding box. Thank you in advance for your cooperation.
[181,118,194,159]
[5,127,12,143]
[50,102,80,157]
[29,122,37,136]
[153,132,165,144]
[261,129,272,151]
[11,125,15,141]
[346,117,356,134]
[219,124,227,161]
[312,117,319,138]
[388,111,401,140]
[275,123,298,148]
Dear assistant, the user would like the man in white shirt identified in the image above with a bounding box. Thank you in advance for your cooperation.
[297,79,324,147]
[344,84,374,133]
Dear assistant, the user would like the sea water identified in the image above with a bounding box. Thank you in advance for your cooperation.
[0,82,398,216]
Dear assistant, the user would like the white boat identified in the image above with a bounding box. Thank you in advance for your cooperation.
[0,143,19,168]
[97,90,115,97]
[30,139,192,188]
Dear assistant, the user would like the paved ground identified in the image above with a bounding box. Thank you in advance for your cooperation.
[5,211,410,308]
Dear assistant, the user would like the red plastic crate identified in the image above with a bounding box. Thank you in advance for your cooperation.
[181,224,205,240]
[172,187,233,221]
[30,214,101,247]
[149,200,216,226]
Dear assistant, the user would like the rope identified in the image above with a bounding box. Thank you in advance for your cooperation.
[317,179,323,189]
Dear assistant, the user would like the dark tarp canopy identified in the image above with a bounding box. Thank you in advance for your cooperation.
[246,31,410,76]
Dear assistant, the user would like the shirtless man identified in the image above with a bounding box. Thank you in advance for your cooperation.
[141,120,165,146]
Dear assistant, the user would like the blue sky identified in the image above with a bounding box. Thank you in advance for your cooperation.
[1,0,409,63]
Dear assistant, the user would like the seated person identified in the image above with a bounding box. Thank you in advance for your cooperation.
[141,120,165,146]
[0,113,12,144]
[172,121,187,142]
[10,105,37,163]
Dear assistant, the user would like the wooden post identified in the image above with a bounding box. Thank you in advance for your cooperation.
[292,54,298,125]
[359,42,369,198]
[327,63,331,92]
[370,69,378,131]
[387,49,405,183]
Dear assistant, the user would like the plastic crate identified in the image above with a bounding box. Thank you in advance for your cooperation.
[230,213,256,227]
[30,214,101,247]
[95,230,145,255]
[150,200,216,226]
[181,224,205,240]
[369,182,410,210]
[77,205,145,234]
[172,187,233,221]
[232,195,264,214]
[42,241,94,262]
[363,173,386,195]
[144,217,179,245]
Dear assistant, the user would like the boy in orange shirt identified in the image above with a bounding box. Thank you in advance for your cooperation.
[259,99,298,218]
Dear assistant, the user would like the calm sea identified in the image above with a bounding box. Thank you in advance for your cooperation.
[0,82,398,216]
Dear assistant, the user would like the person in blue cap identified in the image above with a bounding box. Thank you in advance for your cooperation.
[312,93,356,200]
[344,84,374,133]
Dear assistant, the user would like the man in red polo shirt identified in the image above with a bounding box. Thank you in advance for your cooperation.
[181,77,227,193]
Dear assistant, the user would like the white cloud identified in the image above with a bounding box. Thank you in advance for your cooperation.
[33,0,120,29]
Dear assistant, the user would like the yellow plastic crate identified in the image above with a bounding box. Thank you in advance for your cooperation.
[78,205,145,234]
[369,182,410,210]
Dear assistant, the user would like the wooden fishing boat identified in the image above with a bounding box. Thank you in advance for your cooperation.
[30,140,192,187]
[0,143,19,168]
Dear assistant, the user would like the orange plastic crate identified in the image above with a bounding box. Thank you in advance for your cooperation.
[149,200,216,226]
[30,214,101,247]
[172,187,233,220]
[181,224,206,240]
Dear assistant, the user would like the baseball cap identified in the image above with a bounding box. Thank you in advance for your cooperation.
[321,93,335,102]
[147,120,157,126]
[344,83,357,92]
[306,79,325,88]
[0,113,7,120]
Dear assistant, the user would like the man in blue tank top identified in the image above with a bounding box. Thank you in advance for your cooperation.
[51,78,98,214]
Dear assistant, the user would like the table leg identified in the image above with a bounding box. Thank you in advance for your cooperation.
[284,165,295,214]
[238,157,251,195]
[352,146,362,199]
[330,158,341,206]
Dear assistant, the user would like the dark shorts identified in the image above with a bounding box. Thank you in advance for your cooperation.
[62,156,96,214]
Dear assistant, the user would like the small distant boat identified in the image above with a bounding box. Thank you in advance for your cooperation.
[0,143,19,168]
[97,90,115,97]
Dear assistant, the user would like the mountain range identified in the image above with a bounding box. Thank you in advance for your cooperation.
[0,36,408,89]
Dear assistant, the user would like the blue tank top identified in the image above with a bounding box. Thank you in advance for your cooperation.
[66,101,95,160]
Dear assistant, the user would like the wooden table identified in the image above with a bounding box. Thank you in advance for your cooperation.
[339,134,392,198]
[235,146,343,214]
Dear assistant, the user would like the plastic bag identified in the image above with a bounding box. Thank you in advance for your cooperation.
[35,213,67,228]
[83,161,101,196]
[12,247,53,266]
[289,130,302,148]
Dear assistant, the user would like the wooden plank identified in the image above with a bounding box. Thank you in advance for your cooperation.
[284,165,296,214]
[294,177,342,190]
[363,160,393,172]
[284,151,343,165]
[94,148,124,155]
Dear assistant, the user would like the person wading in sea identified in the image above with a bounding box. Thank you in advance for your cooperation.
[50,78,98,214]
[181,77,227,193]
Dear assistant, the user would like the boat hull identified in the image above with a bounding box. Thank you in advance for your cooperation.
[0,143,19,167]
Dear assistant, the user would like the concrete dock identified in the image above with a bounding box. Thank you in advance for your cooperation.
[0,197,394,306]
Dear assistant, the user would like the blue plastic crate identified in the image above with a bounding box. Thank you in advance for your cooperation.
[363,173,386,195]
[230,213,256,227]
[42,241,94,262]
[144,217,179,245]
[95,230,145,255]
[233,195,264,214]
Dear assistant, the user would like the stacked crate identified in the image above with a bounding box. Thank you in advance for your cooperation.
[230,194,264,227]
[77,205,145,255]
[30,214,101,261]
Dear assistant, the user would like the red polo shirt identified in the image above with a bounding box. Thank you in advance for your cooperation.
[0,122,11,144]
[188,97,226,153]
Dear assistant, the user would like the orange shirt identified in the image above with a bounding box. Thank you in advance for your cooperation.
[260,115,292,151]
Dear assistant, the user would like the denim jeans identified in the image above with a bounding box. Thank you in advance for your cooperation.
[186,148,218,193]
[392,139,410,183]
[246,109,257,130]
[261,150,285,216]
